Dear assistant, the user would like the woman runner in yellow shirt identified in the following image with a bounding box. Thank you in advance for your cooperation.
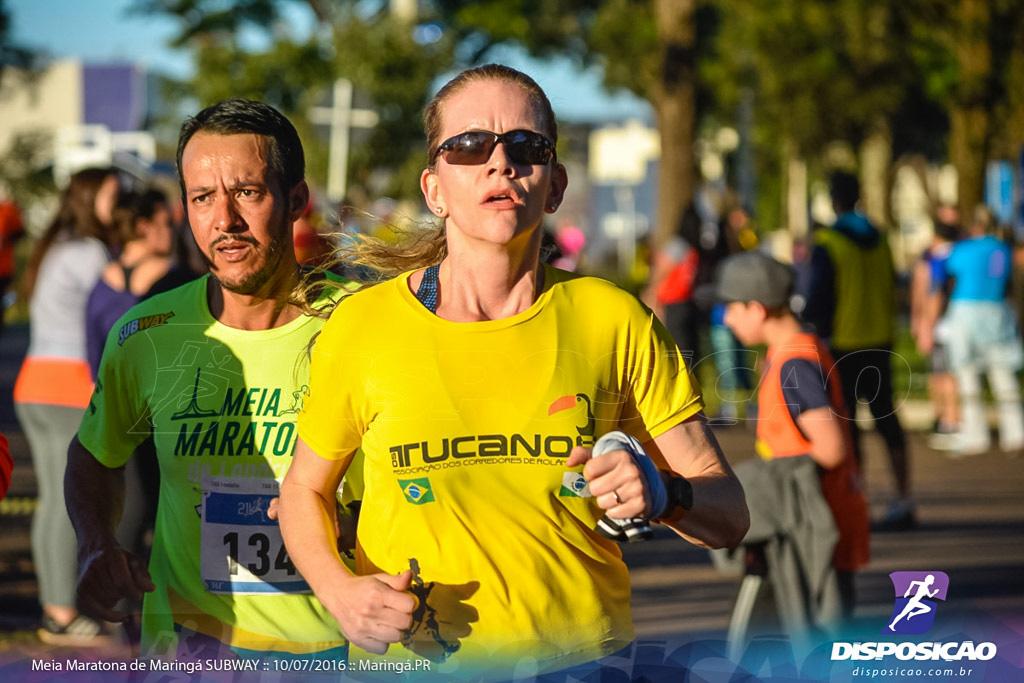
[280,64,748,681]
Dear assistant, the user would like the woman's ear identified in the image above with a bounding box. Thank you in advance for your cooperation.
[421,168,444,216]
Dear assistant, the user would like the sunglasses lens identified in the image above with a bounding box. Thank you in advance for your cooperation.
[442,132,494,165]
[505,131,553,165]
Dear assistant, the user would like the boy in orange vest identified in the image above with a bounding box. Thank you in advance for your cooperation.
[710,250,870,619]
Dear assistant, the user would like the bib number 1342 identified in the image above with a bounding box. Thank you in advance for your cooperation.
[200,476,310,595]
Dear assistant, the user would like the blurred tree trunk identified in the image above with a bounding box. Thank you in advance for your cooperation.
[1002,7,1024,159]
[950,0,991,219]
[860,116,893,228]
[782,135,808,238]
[650,0,697,249]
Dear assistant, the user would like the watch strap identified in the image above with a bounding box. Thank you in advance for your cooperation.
[655,470,693,524]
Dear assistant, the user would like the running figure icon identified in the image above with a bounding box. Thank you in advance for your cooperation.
[888,574,939,631]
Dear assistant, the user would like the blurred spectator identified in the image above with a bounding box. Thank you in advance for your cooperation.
[552,222,585,271]
[791,222,826,316]
[0,432,11,501]
[803,171,912,530]
[86,187,174,377]
[910,207,961,450]
[706,206,755,423]
[140,197,205,299]
[293,199,334,267]
[936,205,1024,456]
[644,204,703,365]
[13,167,120,646]
[711,251,869,639]
[1011,230,1024,339]
[0,196,25,335]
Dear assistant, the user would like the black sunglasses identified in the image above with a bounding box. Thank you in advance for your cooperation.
[433,129,556,166]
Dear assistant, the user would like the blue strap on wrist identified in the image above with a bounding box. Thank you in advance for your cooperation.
[590,431,668,543]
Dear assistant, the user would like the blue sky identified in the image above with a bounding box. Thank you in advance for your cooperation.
[10,0,193,77]
[8,0,649,123]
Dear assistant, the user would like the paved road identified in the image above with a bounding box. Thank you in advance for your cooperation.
[1,321,1022,672]
[624,425,1024,639]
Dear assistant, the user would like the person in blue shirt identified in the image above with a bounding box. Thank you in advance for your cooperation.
[933,204,1024,456]
[910,210,961,450]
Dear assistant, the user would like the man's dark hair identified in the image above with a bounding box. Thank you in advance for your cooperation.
[176,98,305,198]
[829,171,860,213]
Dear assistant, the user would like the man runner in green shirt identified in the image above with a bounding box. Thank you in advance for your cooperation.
[65,99,349,662]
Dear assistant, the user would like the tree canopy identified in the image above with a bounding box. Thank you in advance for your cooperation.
[135,0,1024,242]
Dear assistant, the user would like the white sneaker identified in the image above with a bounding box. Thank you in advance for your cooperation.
[999,438,1024,453]
[927,431,959,451]
[950,434,990,458]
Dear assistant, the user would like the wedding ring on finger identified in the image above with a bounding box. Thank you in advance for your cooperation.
[612,491,622,505]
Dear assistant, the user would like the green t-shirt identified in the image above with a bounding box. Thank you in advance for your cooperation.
[78,274,349,657]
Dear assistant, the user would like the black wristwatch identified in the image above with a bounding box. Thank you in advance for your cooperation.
[657,471,693,522]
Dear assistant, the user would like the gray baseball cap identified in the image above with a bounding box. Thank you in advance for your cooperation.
[699,250,795,308]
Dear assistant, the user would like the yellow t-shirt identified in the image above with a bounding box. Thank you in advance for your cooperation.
[299,265,703,679]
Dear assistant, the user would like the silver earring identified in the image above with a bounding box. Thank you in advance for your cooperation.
[436,207,443,214]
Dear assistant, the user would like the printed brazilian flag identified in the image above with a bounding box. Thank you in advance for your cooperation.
[398,477,435,505]
[559,471,591,498]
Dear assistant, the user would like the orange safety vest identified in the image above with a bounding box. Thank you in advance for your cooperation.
[755,333,870,571]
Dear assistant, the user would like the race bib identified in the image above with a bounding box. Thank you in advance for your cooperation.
[200,476,309,595]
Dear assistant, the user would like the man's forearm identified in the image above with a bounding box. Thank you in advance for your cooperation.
[65,436,126,556]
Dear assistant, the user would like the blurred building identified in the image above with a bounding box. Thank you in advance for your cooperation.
[0,59,157,185]
[587,119,659,276]
[584,118,737,277]
[582,116,977,276]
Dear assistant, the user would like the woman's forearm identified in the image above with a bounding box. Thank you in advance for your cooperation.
[279,439,356,595]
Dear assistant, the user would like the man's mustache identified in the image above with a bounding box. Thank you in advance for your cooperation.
[210,235,260,249]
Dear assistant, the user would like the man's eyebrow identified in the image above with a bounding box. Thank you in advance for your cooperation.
[229,179,268,189]
[186,179,268,194]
